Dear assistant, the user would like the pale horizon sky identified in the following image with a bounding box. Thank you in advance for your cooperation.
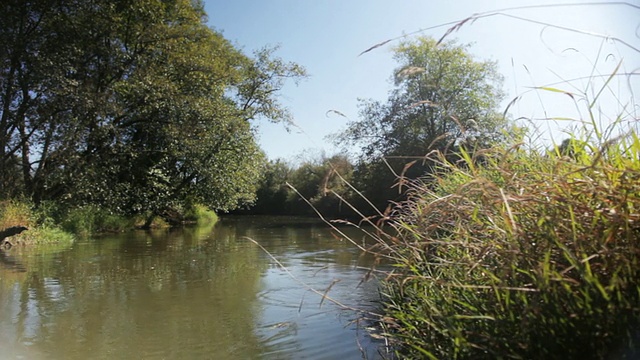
[203,1,639,161]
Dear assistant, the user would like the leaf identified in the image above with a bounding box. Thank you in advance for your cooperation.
[502,96,519,120]
[358,39,393,56]
[533,86,575,100]
[548,117,580,121]
[409,100,438,109]
[325,109,347,118]
[590,59,622,109]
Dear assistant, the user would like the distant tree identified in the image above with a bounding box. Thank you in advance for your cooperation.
[336,36,510,211]
[0,0,305,221]
[239,155,355,218]
[242,159,293,215]
[285,154,354,217]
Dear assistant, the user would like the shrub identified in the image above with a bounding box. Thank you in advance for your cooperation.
[0,200,74,246]
[0,200,34,229]
[61,205,132,236]
[184,204,219,224]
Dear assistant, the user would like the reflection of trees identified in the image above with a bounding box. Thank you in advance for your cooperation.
[0,250,26,272]
[0,217,383,359]
[0,223,270,359]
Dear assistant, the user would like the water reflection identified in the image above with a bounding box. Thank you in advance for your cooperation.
[0,216,383,359]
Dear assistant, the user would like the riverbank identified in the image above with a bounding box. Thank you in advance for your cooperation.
[0,201,218,248]
[372,133,640,358]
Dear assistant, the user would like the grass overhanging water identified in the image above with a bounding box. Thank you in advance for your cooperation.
[293,7,640,358]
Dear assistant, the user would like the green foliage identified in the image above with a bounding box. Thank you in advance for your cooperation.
[25,226,75,246]
[184,204,219,225]
[61,206,133,237]
[0,200,73,245]
[286,154,355,216]
[336,36,511,212]
[244,159,293,215]
[378,134,640,358]
[239,155,356,218]
[0,200,34,229]
[0,0,305,221]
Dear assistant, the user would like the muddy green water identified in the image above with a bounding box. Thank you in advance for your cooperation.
[0,216,386,359]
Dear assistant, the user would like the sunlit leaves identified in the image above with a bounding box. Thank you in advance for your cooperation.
[0,0,305,218]
[334,36,510,210]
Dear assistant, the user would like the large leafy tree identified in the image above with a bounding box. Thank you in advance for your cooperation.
[337,36,509,210]
[0,0,305,219]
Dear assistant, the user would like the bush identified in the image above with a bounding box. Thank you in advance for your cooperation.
[0,200,74,246]
[0,200,34,229]
[184,204,219,224]
[61,206,132,237]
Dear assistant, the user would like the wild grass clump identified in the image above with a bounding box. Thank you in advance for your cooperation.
[0,200,74,246]
[0,200,33,229]
[184,204,219,224]
[24,226,75,245]
[378,132,640,358]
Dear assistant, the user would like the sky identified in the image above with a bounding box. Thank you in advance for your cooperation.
[203,0,639,161]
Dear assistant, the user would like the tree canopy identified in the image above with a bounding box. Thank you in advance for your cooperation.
[0,0,305,218]
[336,37,510,210]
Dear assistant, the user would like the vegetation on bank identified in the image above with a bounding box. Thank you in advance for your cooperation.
[0,0,304,230]
[0,200,218,245]
[231,154,356,217]
[317,9,638,359]
[373,128,640,358]
[0,200,73,246]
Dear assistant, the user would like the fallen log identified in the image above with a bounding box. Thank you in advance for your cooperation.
[0,226,28,249]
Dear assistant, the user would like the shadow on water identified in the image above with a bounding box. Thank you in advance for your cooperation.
[0,216,387,359]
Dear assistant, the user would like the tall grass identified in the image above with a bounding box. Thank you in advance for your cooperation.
[379,129,640,358]
[310,122,638,357]
[0,200,32,229]
[61,205,134,237]
[303,5,640,358]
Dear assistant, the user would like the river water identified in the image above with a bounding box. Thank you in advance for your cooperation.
[0,216,387,359]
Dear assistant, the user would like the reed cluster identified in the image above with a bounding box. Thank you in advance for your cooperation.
[370,126,640,358]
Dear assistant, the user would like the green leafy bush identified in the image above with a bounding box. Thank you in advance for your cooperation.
[61,206,132,237]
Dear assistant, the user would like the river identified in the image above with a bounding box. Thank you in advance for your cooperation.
[0,216,388,359]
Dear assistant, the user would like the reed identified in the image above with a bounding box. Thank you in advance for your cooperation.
[378,127,639,358]
[319,4,640,358]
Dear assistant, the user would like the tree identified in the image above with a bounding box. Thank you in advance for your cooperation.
[0,0,305,220]
[239,159,292,215]
[336,36,509,211]
[236,154,355,218]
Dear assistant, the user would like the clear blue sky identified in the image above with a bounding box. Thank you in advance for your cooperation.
[203,0,639,161]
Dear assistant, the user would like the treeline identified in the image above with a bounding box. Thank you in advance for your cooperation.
[232,154,355,217]
[242,37,512,219]
[0,0,304,226]
[2,0,512,228]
